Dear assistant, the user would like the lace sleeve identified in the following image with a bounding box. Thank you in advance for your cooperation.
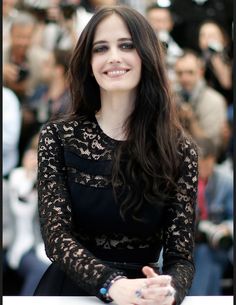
[162,139,198,305]
[37,123,125,298]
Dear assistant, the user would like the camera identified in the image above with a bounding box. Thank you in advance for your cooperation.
[157,30,169,52]
[59,1,78,19]
[207,41,223,54]
[197,220,233,250]
[17,66,30,82]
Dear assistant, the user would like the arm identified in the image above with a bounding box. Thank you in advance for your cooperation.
[162,139,198,305]
[211,54,232,90]
[38,123,125,299]
[197,92,227,148]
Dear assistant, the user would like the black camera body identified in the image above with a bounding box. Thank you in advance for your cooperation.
[197,220,233,250]
[17,66,30,82]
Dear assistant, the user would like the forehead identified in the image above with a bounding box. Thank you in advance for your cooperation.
[176,55,199,69]
[200,23,222,36]
[93,13,131,41]
[148,8,171,19]
[11,24,34,35]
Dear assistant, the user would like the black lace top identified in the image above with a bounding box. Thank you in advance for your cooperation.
[38,116,198,305]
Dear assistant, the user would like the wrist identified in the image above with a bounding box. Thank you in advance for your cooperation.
[99,274,127,302]
[108,277,127,299]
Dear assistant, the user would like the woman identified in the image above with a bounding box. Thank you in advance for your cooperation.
[35,6,198,305]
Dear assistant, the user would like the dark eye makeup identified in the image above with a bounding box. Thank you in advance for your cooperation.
[92,41,135,53]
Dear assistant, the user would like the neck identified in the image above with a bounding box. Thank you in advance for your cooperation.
[96,91,136,141]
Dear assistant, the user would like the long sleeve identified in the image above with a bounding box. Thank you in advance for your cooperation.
[37,123,124,298]
[162,139,198,305]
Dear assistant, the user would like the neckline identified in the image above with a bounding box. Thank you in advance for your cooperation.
[93,115,126,144]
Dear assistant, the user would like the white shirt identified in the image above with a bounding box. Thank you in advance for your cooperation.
[3,87,21,176]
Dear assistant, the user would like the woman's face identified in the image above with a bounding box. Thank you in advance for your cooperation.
[91,13,142,95]
[199,23,225,50]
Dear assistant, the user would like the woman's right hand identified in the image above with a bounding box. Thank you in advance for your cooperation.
[108,274,173,305]
[108,278,149,305]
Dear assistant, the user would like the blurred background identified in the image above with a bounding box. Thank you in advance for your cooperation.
[3,0,234,297]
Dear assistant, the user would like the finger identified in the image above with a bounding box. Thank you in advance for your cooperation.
[142,286,175,299]
[134,298,156,305]
[146,275,172,287]
[142,266,158,278]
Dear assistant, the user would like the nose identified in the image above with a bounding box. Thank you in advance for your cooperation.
[108,47,121,64]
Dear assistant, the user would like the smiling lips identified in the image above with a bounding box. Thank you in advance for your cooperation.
[104,68,130,77]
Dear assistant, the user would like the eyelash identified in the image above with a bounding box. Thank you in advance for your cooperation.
[93,43,134,53]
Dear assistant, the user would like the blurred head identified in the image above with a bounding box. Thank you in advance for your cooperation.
[196,137,217,180]
[146,4,173,34]
[54,48,72,76]
[40,52,56,83]
[10,12,36,57]
[175,50,204,92]
[198,20,229,51]
[41,49,72,83]
[89,0,117,8]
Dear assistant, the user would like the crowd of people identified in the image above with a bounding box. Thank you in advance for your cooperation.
[3,0,233,298]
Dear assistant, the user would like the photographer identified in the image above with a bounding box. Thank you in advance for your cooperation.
[3,11,49,102]
[146,3,183,84]
[5,134,50,295]
[41,0,92,51]
[174,50,227,151]
[189,137,233,296]
[198,20,233,104]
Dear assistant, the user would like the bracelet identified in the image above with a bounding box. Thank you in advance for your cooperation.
[99,273,127,302]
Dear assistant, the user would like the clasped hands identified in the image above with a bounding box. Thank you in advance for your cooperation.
[108,266,176,305]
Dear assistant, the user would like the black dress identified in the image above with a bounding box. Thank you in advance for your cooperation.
[34,116,198,305]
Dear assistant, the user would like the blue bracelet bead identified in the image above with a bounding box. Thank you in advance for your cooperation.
[100,287,107,295]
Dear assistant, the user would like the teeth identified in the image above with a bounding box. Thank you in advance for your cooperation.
[107,70,127,76]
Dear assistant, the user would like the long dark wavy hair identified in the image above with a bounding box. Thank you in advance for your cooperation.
[68,5,186,220]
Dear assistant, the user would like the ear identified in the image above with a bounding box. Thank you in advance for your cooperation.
[199,66,205,77]
[198,59,205,76]
[55,65,64,76]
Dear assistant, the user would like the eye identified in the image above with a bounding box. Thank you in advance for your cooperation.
[92,45,108,53]
[119,42,134,50]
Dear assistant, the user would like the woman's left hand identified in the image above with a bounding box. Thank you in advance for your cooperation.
[133,266,176,305]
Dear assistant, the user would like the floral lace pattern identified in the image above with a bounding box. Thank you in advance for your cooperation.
[38,118,198,304]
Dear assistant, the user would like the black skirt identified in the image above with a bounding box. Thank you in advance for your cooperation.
[34,261,153,296]
[34,262,89,296]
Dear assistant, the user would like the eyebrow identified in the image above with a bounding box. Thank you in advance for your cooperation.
[92,37,132,47]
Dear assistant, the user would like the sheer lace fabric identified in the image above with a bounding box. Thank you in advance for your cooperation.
[38,117,198,304]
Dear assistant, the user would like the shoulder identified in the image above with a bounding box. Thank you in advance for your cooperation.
[9,167,26,185]
[3,45,10,62]
[203,86,226,105]
[178,135,198,161]
[39,116,95,142]
[28,46,50,60]
[3,87,20,105]
[214,165,233,184]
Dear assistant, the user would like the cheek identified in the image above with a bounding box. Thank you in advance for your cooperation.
[133,55,142,77]
[91,55,104,74]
